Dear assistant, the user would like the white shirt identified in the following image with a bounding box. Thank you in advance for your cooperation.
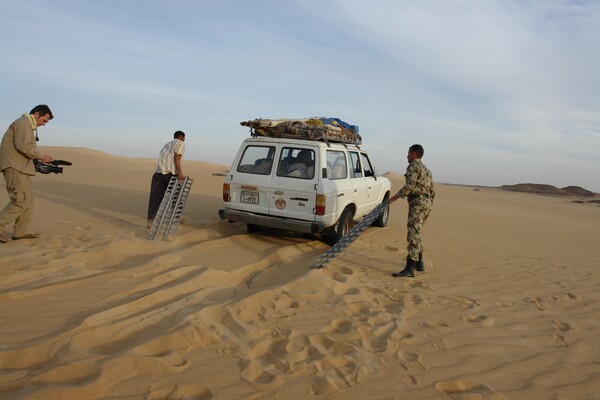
[156,139,185,174]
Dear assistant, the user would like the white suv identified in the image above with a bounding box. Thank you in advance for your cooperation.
[219,119,391,244]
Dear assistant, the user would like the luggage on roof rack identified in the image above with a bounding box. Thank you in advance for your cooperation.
[240,117,362,145]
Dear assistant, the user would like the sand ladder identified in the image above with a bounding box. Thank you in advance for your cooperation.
[312,200,388,269]
[148,176,193,241]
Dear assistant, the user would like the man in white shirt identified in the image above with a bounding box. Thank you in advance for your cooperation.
[146,131,186,228]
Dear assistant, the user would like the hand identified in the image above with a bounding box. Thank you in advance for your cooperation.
[178,172,185,182]
[40,155,53,164]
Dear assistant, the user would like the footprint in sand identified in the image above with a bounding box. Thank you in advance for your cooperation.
[565,292,580,300]
[399,350,425,371]
[154,351,189,372]
[553,318,572,332]
[523,297,546,311]
[462,314,494,326]
[551,318,573,348]
[310,375,339,396]
[435,380,508,399]
[331,271,348,283]
[429,336,447,351]
[441,295,479,310]
[552,332,569,348]
[146,383,213,400]
[357,323,395,353]
[325,319,354,334]
[421,322,450,331]
[523,295,559,311]
[409,281,431,289]
[337,266,354,275]
[240,338,290,388]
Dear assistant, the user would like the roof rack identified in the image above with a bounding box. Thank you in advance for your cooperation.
[240,118,362,145]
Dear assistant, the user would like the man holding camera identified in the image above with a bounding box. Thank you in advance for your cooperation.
[0,105,54,243]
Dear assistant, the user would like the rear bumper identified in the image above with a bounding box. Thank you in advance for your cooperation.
[219,208,326,234]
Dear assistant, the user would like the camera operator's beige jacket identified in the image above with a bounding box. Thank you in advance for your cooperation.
[0,116,42,176]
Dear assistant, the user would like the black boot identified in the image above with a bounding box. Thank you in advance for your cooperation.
[392,259,416,278]
[416,253,425,272]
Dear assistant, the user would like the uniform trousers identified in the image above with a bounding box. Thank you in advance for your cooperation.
[406,196,432,260]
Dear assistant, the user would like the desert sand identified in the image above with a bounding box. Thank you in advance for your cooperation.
[0,146,598,400]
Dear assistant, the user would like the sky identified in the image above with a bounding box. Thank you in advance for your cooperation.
[1,0,599,191]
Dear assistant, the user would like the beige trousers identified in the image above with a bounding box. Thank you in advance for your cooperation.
[0,168,34,237]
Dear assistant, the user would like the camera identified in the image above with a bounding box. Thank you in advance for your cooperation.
[34,159,72,174]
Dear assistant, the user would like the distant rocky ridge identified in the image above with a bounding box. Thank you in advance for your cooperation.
[501,183,599,198]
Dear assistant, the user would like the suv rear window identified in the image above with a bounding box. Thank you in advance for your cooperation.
[327,150,347,179]
[236,145,275,175]
[277,147,315,179]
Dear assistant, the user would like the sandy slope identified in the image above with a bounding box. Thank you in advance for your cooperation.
[0,147,598,399]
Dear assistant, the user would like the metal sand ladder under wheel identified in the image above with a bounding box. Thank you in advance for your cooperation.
[312,200,389,269]
[148,176,193,241]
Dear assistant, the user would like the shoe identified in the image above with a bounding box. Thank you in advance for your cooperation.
[392,259,416,278]
[0,233,9,243]
[415,252,425,272]
[12,233,40,240]
[415,260,425,272]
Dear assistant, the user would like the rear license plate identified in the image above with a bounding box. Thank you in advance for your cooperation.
[241,190,259,204]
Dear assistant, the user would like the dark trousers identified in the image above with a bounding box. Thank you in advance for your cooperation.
[147,172,174,221]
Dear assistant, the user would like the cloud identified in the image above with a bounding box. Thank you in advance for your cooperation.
[1,0,599,191]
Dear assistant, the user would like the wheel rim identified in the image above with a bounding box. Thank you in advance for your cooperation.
[342,218,352,235]
[382,206,389,223]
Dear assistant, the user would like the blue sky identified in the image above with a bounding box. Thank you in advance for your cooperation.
[1,0,599,191]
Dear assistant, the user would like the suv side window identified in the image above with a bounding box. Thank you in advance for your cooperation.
[360,153,375,177]
[349,151,363,178]
[326,150,347,180]
[277,147,315,179]
[237,145,275,175]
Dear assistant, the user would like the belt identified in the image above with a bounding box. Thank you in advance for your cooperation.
[408,193,429,200]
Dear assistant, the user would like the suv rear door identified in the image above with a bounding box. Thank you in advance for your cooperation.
[268,145,318,221]
[227,142,276,215]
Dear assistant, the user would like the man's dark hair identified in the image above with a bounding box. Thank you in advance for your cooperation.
[30,104,54,120]
[174,130,185,139]
[409,144,424,158]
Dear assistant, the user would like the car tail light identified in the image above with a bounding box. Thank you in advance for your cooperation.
[223,183,230,202]
[315,194,326,215]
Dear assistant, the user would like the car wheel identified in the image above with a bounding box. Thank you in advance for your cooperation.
[328,208,354,245]
[372,199,389,227]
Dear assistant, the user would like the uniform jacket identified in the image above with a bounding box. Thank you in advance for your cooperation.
[398,159,435,201]
[0,116,41,176]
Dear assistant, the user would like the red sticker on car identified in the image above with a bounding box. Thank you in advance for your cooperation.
[275,198,286,209]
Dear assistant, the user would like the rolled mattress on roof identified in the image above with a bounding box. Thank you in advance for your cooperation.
[240,117,361,145]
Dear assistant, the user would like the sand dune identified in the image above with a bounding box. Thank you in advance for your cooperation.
[0,147,598,399]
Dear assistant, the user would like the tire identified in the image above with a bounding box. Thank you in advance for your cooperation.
[246,223,261,233]
[372,198,389,227]
[327,208,354,245]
